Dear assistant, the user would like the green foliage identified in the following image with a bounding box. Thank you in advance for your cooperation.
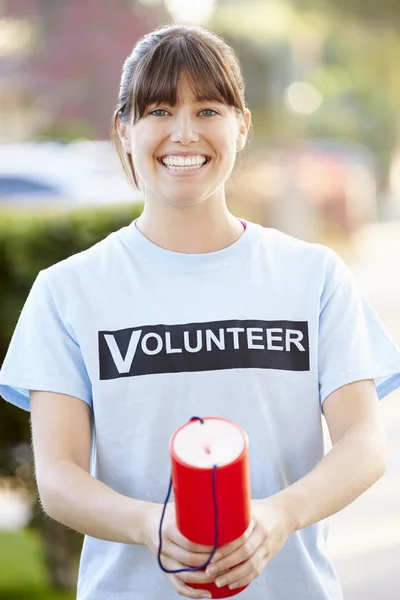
[0,203,143,454]
[0,591,73,600]
[0,204,143,593]
[0,529,49,590]
[39,120,97,143]
[0,529,74,599]
[212,1,400,187]
[296,0,400,22]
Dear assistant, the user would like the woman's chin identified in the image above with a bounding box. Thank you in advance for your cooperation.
[170,198,207,208]
[162,193,210,207]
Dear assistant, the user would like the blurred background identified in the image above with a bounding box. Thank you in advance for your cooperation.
[0,0,399,598]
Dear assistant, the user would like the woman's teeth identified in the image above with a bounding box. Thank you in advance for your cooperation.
[161,156,208,170]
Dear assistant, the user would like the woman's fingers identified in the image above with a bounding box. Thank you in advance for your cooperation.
[206,526,264,576]
[169,526,215,554]
[216,548,269,591]
[167,540,215,568]
[178,567,230,585]
[160,542,230,585]
[149,502,229,596]
[160,555,213,598]
[170,573,212,599]
[209,520,255,563]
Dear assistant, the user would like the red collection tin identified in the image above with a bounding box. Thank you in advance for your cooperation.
[169,417,251,598]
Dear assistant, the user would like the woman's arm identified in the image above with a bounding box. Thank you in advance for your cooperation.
[31,390,222,599]
[30,390,155,544]
[201,379,387,591]
[272,378,387,531]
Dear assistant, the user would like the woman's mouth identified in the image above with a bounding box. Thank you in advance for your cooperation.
[157,156,211,177]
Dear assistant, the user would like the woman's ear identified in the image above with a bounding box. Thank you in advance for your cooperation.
[116,113,131,154]
[236,108,251,153]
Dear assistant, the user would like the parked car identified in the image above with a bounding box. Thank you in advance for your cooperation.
[0,141,143,207]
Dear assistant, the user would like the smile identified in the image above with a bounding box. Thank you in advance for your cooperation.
[157,157,211,177]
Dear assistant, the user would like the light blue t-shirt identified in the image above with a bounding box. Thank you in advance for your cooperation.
[1,219,400,600]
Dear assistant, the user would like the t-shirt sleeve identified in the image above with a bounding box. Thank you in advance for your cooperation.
[0,270,92,411]
[318,248,400,404]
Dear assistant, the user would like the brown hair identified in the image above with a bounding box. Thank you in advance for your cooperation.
[111,23,251,190]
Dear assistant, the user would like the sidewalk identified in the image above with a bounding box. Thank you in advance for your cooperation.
[326,223,400,599]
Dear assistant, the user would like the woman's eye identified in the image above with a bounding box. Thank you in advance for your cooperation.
[149,109,169,117]
[148,108,218,117]
[200,109,218,117]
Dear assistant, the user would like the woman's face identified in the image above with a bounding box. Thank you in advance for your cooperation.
[119,71,250,208]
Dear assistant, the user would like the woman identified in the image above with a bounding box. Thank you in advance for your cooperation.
[1,23,400,600]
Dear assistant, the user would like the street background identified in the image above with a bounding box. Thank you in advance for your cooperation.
[328,223,400,600]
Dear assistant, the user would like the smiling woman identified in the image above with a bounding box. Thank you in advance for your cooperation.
[111,24,251,193]
[1,20,400,600]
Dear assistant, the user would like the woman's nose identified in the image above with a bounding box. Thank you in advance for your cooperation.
[169,115,200,144]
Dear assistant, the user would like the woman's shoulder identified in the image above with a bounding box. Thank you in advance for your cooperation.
[250,221,337,268]
[39,226,128,285]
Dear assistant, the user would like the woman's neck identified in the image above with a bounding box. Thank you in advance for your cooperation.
[135,202,245,254]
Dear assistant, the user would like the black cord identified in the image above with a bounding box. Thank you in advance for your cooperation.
[157,416,219,574]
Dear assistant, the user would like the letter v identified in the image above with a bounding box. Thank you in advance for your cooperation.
[104,330,142,374]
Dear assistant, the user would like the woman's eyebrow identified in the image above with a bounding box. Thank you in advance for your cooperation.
[145,98,225,110]
[193,97,224,104]
[151,97,223,105]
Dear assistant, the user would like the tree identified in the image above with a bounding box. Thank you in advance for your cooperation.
[3,0,168,139]
[295,0,400,22]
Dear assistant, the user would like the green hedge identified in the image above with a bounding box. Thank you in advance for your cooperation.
[0,202,143,451]
[0,203,143,373]
[0,528,74,598]
[0,203,143,592]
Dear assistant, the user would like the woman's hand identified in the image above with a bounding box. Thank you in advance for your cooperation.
[204,498,295,591]
[142,502,227,599]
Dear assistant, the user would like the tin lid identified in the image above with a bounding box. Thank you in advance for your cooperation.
[172,418,246,468]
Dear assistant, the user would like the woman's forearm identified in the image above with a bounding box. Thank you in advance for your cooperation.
[270,423,387,532]
[38,458,156,544]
